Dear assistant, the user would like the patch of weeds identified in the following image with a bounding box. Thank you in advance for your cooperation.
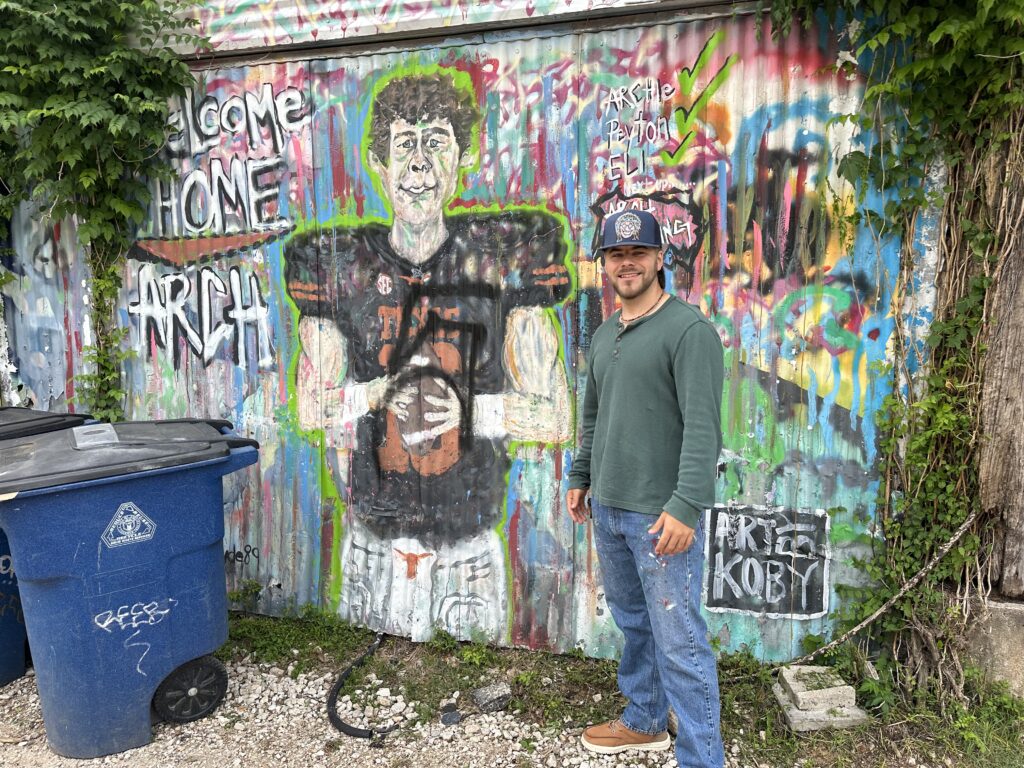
[218,605,375,675]
[857,655,899,718]
[515,669,539,688]
[426,628,459,654]
[324,630,621,728]
[226,579,263,613]
[718,651,798,766]
[718,651,1024,768]
[940,669,1024,763]
[338,638,467,720]
[507,647,621,728]
[459,640,498,668]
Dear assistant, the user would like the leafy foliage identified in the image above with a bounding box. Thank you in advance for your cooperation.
[768,2,1023,708]
[770,2,1024,232]
[0,0,206,419]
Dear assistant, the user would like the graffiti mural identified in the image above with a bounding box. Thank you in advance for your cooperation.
[704,505,831,620]
[193,0,674,54]
[3,11,911,661]
[128,263,274,370]
[152,83,308,239]
[0,202,89,410]
[285,71,572,640]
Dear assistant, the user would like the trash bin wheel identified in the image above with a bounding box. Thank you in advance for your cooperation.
[153,655,228,723]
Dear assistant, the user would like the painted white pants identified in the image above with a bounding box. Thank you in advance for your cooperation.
[338,516,507,643]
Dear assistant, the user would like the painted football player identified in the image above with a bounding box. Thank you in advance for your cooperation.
[285,72,571,640]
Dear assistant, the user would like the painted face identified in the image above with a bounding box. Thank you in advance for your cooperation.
[601,245,664,300]
[374,117,464,227]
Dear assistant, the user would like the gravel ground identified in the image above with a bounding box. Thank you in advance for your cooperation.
[0,662,752,768]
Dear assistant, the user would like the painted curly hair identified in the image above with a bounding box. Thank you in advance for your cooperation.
[369,73,480,164]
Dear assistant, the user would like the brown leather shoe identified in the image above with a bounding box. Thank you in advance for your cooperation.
[581,718,671,754]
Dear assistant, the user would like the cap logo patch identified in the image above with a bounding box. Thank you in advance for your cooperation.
[614,212,642,242]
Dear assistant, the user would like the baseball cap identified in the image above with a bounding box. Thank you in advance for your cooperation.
[596,209,662,251]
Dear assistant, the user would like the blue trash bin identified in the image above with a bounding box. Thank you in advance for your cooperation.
[0,419,258,758]
[0,407,91,688]
[0,528,26,687]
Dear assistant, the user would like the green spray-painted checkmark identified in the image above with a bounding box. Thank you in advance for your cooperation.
[660,29,738,165]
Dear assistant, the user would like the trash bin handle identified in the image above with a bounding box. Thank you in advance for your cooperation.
[212,424,260,451]
[221,443,259,476]
[221,436,260,450]
[123,418,235,430]
[96,435,260,450]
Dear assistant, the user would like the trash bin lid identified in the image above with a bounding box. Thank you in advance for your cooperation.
[0,420,235,494]
[0,407,91,440]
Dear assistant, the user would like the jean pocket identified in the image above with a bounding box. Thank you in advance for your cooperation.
[590,499,609,530]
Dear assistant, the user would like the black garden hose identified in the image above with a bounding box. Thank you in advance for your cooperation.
[326,633,399,742]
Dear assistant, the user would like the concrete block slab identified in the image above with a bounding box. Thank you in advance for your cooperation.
[779,665,856,710]
[967,598,1024,698]
[772,683,870,732]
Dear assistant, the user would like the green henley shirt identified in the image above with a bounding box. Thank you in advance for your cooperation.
[567,296,724,529]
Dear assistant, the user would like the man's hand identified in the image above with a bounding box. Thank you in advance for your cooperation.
[648,513,695,556]
[566,488,589,524]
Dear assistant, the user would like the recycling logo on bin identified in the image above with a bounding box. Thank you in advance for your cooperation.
[102,502,156,548]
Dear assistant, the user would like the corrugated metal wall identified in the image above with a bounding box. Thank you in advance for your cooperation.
[2,8,902,660]
[190,0,711,54]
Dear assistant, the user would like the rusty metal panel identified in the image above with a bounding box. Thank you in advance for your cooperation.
[124,60,323,611]
[2,203,90,411]
[191,0,710,55]
[3,12,900,661]
[296,38,585,646]
[577,19,889,659]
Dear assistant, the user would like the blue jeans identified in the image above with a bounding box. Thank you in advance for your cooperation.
[591,500,724,768]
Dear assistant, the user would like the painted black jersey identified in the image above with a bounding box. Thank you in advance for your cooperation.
[285,210,571,543]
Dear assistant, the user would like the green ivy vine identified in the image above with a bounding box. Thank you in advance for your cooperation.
[0,0,207,420]
[766,2,1024,708]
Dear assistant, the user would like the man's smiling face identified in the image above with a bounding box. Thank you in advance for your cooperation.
[602,244,664,300]
[373,117,464,226]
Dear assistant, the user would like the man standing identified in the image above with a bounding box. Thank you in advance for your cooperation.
[566,209,725,767]
[285,72,571,641]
